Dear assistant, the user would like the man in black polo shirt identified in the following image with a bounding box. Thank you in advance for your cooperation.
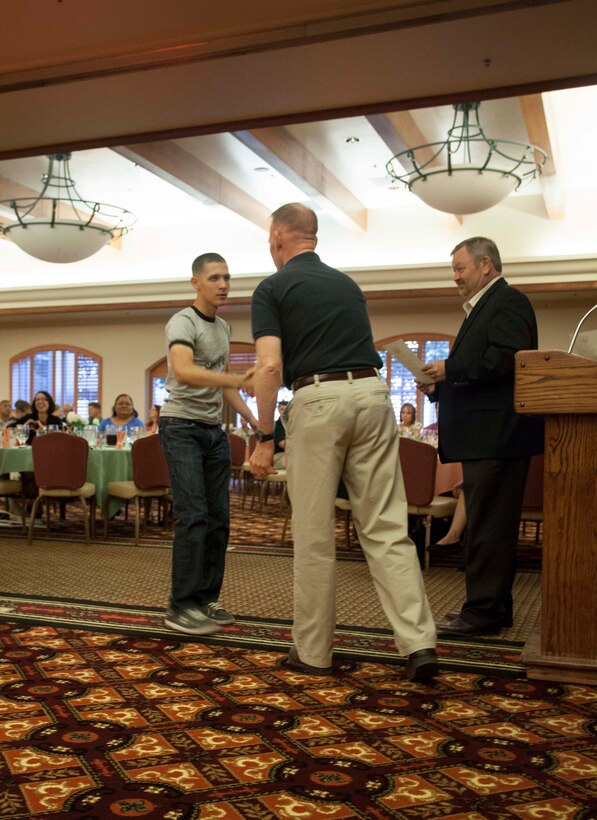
[250,203,437,682]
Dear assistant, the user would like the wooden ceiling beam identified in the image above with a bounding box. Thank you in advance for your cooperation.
[233,126,367,232]
[519,93,565,219]
[113,141,271,231]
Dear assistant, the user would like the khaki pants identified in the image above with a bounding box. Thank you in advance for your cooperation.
[285,376,436,667]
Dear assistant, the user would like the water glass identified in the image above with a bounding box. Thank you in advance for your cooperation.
[83,425,97,446]
[13,425,28,446]
[127,427,140,447]
[105,425,117,446]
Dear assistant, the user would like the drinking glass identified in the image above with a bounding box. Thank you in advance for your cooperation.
[127,427,140,447]
[105,425,117,446]
[13,425,28,446]
[116,428,126,449]
[83,426,97,446]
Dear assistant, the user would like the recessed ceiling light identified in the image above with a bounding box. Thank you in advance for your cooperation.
[345,137,360,144]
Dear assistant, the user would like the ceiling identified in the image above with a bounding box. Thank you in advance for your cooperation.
[0,0,596,303]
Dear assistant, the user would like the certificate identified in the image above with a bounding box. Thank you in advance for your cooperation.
[386,339,434,384]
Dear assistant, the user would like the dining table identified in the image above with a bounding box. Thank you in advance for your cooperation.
[0,445,133,520]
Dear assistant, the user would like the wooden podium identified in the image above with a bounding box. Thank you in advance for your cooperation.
[515,350,597,684]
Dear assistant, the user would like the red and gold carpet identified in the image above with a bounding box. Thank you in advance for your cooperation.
[1,618,596,819]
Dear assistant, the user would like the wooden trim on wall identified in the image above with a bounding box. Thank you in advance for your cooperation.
[0,279,594,320]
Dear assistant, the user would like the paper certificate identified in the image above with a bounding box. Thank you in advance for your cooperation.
[386,339,434,384]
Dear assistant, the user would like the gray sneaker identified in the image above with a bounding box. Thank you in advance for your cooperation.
[199,601,235,625]
[164,607,220,635]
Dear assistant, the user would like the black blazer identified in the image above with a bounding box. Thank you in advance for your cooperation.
[435,278,543,462]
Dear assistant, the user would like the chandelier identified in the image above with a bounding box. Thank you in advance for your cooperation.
[386,103,547,214]
[0,152,136,263]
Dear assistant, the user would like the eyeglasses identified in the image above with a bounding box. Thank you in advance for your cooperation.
[115,402,133,407]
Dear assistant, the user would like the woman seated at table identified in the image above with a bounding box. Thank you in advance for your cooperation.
[145,404,161,435]
[398,402,422,438]
[98,394,145,434]
[8,390,64,443]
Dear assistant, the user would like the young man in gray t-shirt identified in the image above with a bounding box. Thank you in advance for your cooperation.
[160,252,257,636]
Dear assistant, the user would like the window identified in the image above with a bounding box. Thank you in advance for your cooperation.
[10,345,102,416]
[148,359,168,408]
[376,334,454,428]
[148,343,291,429]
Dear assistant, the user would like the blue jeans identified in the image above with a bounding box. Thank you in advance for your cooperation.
[159,417,231,611]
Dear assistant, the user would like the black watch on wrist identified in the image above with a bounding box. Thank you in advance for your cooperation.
[255,430,274,443]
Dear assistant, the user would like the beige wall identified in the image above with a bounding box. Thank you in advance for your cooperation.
[1,294,593,414]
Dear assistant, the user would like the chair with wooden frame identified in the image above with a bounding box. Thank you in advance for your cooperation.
[335,437,457,566]
[28,432,96,543]
[227,432,247,490]
[0,477,26,533]
[520,453,544,543]
[104,434,171,544]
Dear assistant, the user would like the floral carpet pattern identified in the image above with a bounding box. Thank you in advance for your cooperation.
[1,620,596,819]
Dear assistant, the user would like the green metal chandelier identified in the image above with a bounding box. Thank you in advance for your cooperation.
[386,102,547,214]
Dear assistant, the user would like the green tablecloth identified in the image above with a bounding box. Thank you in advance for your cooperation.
[0,446,132,518]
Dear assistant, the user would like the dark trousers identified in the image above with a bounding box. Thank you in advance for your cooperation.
[460,456,530,628]
[159,417,231,611]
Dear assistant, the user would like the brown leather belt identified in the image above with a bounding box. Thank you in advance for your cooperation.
[292,368,378,392]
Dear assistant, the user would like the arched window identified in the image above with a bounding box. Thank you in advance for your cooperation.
[10,345,102,416]
[376,333,454,428]
[148,342,292,429]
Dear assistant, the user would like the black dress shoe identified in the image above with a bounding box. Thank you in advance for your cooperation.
[404,648,439,682]
[443,611,512,628]
[427,539,463,551]
[287,646,333,676]
[437,616,504,637]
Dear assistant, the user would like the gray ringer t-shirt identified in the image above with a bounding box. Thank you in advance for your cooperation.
[160,306,230,423]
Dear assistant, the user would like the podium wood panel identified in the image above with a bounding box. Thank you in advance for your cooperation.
[516,350,597,684]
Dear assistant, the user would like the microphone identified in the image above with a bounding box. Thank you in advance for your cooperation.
[568,304,597,354]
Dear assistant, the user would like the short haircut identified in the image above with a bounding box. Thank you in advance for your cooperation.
[192,253,226,275]
[451,237,502,273]
[88,401,101,410]
[15,399,31,412]
[271,203,318,237]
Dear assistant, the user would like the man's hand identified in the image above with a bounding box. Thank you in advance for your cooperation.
[421,360,446,382]
[250,442,277,479]
[239,367,255,396]
[415,379,436,397]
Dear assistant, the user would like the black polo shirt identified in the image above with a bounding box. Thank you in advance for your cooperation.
[252,252,382,388]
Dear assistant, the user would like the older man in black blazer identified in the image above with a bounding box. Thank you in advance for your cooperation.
[419,237,543,636]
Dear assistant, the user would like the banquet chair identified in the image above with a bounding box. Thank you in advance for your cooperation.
[334,438,457,566]
[227,432,246,489]
[0,477,26,533]
[28,432,96,544]
[241,435,260,509]
[399,437,457,569]
[520,453,544,543]
[103,434,171,544]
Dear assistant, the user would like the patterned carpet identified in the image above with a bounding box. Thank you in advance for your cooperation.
[1,620,595,819]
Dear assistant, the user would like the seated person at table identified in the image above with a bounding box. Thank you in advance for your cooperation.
[398,402,422,437]
[430,481,466,550]
[9,390,64,442]
[88,401,103,424]
[12,400,31,421]
[145,404,161,435]
[273,399,288,468]
[0,399,12,429]
[98,394,145,433]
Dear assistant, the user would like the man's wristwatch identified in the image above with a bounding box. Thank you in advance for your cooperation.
[254,430,274,443]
